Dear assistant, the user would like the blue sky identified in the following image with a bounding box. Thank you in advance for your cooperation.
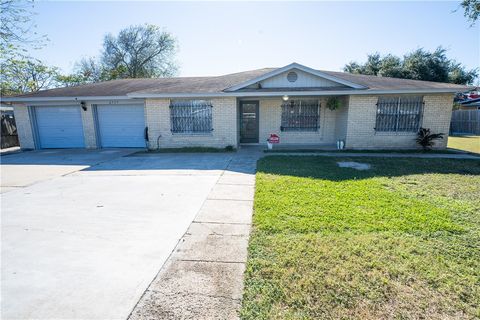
[32,1,479,78]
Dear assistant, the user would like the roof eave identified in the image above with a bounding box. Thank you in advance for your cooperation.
[3,88,466,102]
[130,88,463,98]
[1,95,136,103]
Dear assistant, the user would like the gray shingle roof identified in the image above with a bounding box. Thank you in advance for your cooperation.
[9,66,472,99]
[320,70,471,91]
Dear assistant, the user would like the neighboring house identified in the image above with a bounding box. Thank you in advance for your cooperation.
[2,63,473,150]
[458,98,480,110]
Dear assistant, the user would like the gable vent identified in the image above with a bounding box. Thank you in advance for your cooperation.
[287,71,298,83]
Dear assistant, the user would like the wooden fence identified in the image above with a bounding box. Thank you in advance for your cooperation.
[450,109,480,135]
[1,111,19,149]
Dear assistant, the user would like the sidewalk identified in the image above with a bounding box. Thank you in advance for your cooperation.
[129,148,261,320]
[264,151,480,160]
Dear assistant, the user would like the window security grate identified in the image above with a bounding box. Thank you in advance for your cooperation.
[375,96,423,132]
[170,100,213,134]
[281,99,319,132]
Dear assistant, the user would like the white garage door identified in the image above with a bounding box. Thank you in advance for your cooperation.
[96,104,146,148]
[35,106,85,149]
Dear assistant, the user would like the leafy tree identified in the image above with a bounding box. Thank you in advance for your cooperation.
[0,0,46,57]
[344,53,381,75]
[0,0,52,96]
[344,47,478,85]
[460,0,480,25]
[378,54,404,78]
[1,57,59,95]
[56,57,106,87]
[59,24,178,85]
[101,24,177,78]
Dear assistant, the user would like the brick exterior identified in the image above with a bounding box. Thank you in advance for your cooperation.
[13,104,35,150]
[12,94,453,150]
[258,97,346,145]
[81,103,97,149]
[345,94,453,149]
[145,97,238,149]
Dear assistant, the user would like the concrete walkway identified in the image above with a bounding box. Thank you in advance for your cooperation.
[265,151,480,159]
[129,148,262,320]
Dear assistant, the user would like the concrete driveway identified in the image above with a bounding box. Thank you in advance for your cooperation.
[1,149,235,320]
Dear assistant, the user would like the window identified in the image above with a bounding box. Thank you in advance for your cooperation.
[170,100,213,134]
[375,96,423,132]
[281,99,319,131]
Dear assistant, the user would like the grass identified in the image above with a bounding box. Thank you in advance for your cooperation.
[134,146,236,154]
[241,156,480,319]
[448,135,480,154]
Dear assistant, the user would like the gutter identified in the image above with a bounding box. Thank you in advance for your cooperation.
[0,96,139,103]
[2,88,472,103]
[127,88,468,98]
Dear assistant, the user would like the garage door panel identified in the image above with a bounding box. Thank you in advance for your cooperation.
[35,107,85,149]
[97,105,145,148]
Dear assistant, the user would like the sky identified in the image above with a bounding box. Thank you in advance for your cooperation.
[31,1,479,77]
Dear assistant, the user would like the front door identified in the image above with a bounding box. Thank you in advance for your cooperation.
[240,101,259,143]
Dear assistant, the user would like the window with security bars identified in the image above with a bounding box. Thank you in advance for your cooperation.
[281,99,320,131]
[375,96,424,132]
[170,100,213,134]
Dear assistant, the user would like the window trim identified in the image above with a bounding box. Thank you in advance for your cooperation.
[169,100,213,134]
[374,96,424,133]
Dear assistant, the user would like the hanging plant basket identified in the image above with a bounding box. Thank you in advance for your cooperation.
[326,97,341,111]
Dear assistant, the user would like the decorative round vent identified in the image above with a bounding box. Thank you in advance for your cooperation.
[287,71,298,83]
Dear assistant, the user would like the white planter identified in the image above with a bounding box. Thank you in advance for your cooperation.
[267,141,273,150]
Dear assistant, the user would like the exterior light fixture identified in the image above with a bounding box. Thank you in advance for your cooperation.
[80,101,87,111]
[282,95,289,101]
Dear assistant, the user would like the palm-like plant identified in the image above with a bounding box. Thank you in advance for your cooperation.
[416,127,444,150]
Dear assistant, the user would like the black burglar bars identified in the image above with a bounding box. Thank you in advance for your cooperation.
[281,99,320,131]
[170,100,213,133]
[375,96,423,132]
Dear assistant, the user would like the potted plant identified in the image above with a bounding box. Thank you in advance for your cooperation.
[326,97,341,111]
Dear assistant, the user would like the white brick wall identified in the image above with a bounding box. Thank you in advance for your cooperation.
[13,104,35,149]
[12,94,454,151]
[345,94,454,149]
[258,97,344,145]
[145,97,238,149]
[81,103,97,149]
[422,95,453,148]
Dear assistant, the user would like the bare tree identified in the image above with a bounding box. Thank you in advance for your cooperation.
[101,24,177,78]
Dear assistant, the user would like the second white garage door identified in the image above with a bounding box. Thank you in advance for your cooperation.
[96,104,146,148]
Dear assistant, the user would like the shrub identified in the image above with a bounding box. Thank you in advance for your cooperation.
[416,127,444,150]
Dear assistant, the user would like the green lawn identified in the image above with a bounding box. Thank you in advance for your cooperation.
[241,156,480,319]
[448,135,480,154]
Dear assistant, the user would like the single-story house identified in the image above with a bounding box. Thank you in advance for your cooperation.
[458,98,480,110]
[3,63,473,150]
